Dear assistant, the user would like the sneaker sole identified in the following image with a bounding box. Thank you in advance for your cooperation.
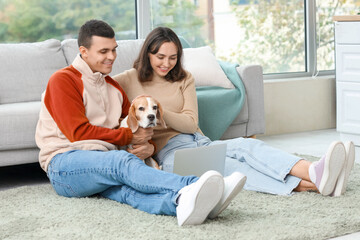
[333,141,355,196]
[319,141,346,196]
[177,172,224,226]
[208,172,246,219]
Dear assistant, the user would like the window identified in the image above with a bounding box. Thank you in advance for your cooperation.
[0,0,136,43]
[142,0,360,77]
[148,0,207,47]
[220,0,306,74]
[317,1,360,72]
[1,0,359,77]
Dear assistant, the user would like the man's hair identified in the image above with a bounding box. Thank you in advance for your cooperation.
[78,19,115,49]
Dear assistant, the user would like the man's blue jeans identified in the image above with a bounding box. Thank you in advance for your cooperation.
[47,150,198,216]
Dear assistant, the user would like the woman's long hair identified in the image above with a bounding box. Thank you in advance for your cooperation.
[133,27,187,82]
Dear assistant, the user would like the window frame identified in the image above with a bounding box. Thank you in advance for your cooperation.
[135,0,335,79]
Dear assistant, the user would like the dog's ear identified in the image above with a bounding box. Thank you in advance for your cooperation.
[155,99,167,128]
[127,104,139,133]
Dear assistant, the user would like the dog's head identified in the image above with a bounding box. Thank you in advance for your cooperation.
[127,95,167,133]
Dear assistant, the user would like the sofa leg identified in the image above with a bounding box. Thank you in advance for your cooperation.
[246,135,256,139]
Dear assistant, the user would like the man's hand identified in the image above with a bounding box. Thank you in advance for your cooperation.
[127,142,154,160]
[131,127,153,145]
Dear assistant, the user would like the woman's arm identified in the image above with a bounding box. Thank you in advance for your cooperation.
[163,73,199,133]
[114,69,199,134]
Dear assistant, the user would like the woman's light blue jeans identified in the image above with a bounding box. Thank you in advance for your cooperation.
[47,150,198,216]
[154,133,302,195]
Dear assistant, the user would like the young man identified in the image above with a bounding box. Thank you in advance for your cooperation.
[35,19,245,226]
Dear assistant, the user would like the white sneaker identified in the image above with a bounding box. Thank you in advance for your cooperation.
[309,141,346,196]
[332,141,355,196]
[176,170,224,226]
[208,172,247,219]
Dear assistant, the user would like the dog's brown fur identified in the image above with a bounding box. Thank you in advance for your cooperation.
[120,95,166,169]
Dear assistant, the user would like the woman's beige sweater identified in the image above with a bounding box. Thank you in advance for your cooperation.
[113,68,202,153]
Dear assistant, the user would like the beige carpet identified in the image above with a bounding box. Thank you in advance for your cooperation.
[1,155,360,240]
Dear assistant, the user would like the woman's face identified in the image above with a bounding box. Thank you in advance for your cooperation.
[149,41,178,78]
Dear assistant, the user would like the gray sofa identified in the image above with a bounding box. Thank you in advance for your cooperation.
[0,38,265,167]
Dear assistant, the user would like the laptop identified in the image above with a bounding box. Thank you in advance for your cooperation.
[173,143,227,177]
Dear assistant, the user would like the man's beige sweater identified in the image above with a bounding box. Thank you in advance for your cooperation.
[35,55,132,171]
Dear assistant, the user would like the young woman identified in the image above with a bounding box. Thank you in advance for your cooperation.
[113,27,355,199]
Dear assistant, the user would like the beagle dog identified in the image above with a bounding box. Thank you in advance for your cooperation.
[120,95,166,169]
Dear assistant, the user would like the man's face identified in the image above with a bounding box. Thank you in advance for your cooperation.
[80,36,118,75]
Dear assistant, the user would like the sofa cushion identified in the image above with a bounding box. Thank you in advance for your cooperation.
[62,39,235,89]
[0,149,40,167]
[0,102,41,151]
[61,39,145,76]
[113,39,145,75]
[183,46,235,89]
[60,39,78,65]
[0,39,67,104]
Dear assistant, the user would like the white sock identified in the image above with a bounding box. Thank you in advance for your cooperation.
[308,162,317,184]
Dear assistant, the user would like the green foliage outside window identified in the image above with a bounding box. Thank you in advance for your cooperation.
[150,0,206,47]
[0,0,135,42]
[1,0,359,74]
[225,0,359,73]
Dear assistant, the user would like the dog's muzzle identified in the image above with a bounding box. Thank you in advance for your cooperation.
[146,114,156,128]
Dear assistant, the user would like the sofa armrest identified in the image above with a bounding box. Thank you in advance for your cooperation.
[236,65,265,136]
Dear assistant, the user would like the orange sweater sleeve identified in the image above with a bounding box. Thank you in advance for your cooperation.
[44,67,132,146]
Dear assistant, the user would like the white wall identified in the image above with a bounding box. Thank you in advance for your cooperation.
[262,76,336,136]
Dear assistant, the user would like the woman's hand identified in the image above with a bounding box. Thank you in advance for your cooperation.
[127,142,154,160]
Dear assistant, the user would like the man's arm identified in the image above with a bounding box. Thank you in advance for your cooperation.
[45,70,132,146]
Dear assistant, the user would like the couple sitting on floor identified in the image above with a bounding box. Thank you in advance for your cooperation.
[35,19,355,226]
